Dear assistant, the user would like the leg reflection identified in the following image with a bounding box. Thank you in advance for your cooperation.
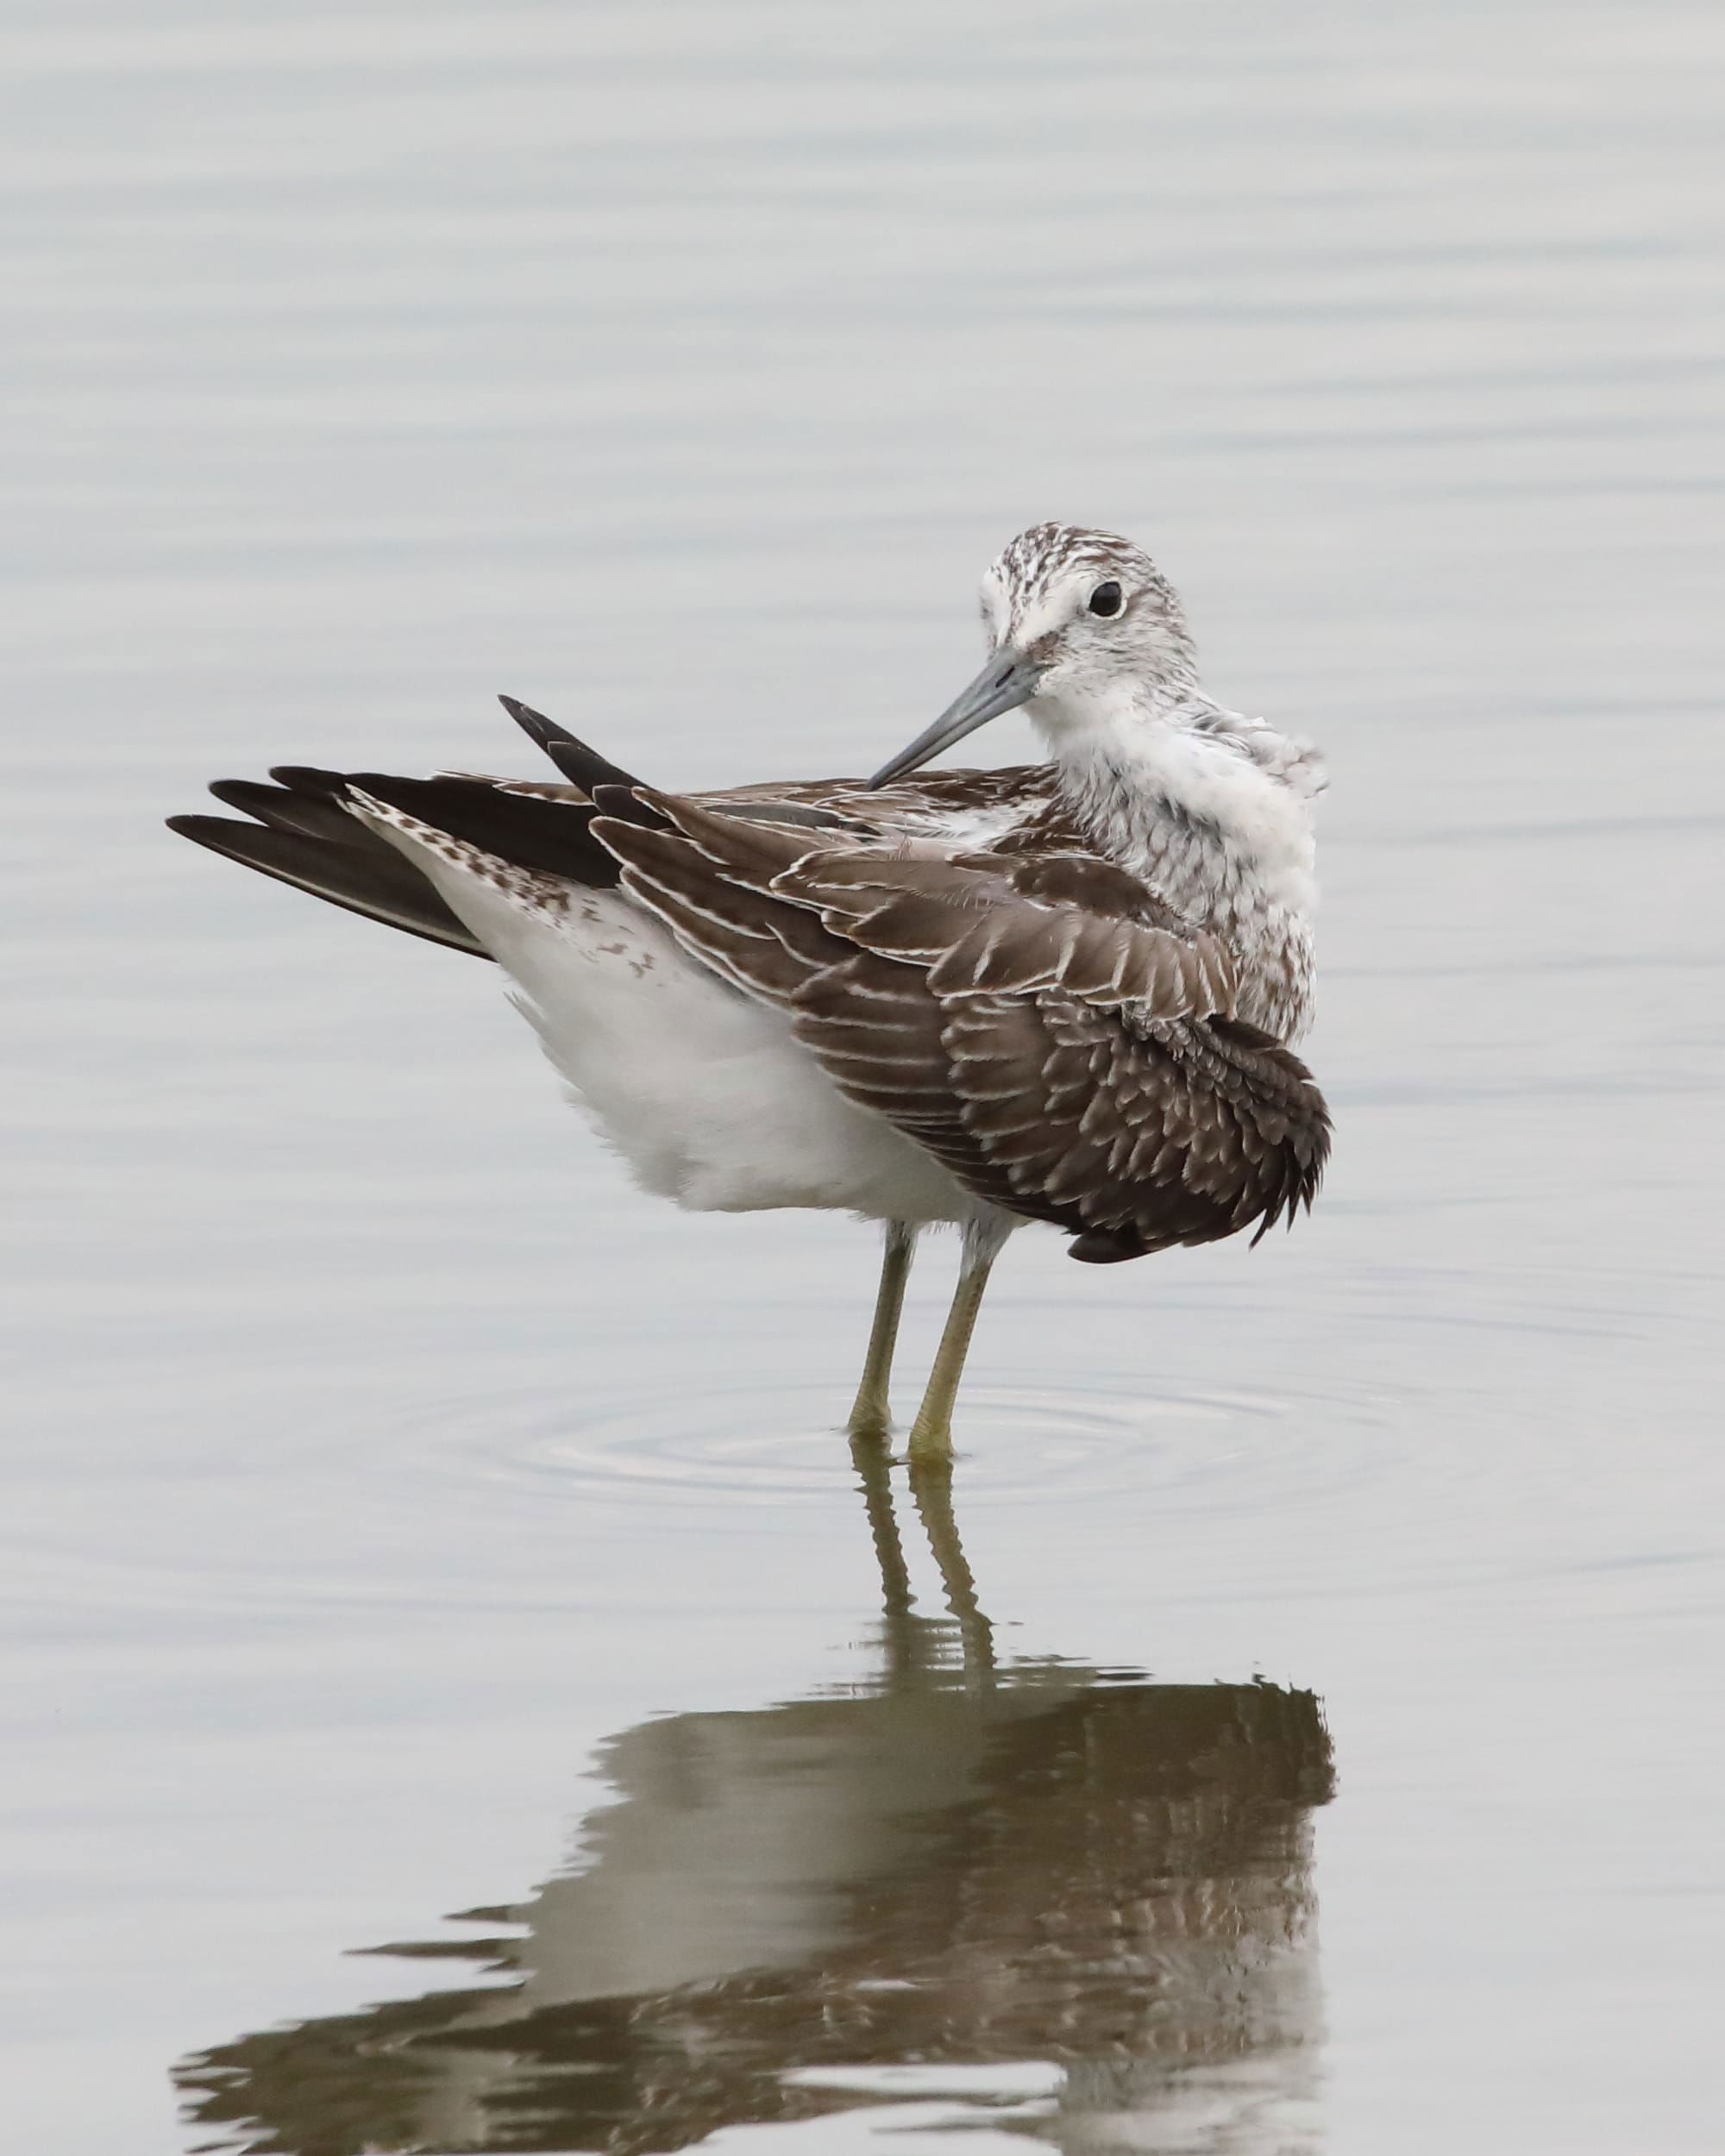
[848,1427,918,1680]
[177,1458,1333,2156]
[908,1455,995,1682]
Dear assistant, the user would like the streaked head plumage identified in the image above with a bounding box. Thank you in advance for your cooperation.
[982,523,1197,688]
[867,521,1202,788]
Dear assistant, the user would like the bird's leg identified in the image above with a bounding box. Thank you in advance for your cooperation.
[905,1216,1011,1462]
[845,1220,919,1442]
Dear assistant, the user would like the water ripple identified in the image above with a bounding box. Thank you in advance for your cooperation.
[410,1369,1404,1517]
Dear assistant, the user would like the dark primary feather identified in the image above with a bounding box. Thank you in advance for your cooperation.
[498,694,641,795]
[205,778,372,848]
[166,811,489,957]
[266,763,349,801]
[171,749,629,952]
[338,773,622,885]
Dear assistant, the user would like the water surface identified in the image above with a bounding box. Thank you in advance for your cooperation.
[3,3,1722,2151]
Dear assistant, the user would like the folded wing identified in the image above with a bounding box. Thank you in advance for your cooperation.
[594,793,1329,1263]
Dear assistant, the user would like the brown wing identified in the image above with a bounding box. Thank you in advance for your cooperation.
[593,792,1329,1263]
[169,701,1072,962]
[937,995,1330,1262]
[700,762,1055,824]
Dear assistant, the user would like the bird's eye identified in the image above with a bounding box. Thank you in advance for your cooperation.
[1088,580,1123,618]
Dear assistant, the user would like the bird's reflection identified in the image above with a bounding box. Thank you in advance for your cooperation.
[177,1445,1334,2154]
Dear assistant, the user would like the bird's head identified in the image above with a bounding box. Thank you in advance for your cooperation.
[869,523,1200,787]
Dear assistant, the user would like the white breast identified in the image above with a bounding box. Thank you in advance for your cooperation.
[1055,715,1321,1043]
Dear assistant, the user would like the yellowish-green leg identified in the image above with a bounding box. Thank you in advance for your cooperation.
[905,1219,1009,1462]
[846,1220,918,1442]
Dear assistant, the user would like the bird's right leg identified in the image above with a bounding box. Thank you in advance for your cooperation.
[904,1213,1011,1462]
[846,1220,919,1442]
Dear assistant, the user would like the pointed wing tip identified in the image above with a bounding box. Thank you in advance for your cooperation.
[495,698,642,793]
[267,763,348,799]
[205,776,281,818]
[499,693,556,736]
[167,809,268,852]
[166,810,286,862]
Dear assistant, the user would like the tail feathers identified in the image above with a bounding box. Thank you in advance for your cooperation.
[166,812,491,957]
[266,764,349,800]
[207,777,374,848]
[335,773,622,885]
[171,699,639,956]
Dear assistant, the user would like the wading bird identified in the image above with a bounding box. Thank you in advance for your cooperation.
[170,524,1330,1457]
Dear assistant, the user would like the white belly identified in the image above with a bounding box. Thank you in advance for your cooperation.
[394,837,978,1225]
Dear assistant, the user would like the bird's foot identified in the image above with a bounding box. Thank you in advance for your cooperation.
[904,1413,957,1465]
[845,1391,896,1448]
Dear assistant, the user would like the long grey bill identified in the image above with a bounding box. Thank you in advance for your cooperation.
[867,646,1045,788]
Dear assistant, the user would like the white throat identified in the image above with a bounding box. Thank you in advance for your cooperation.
[1029,681,1323,1043]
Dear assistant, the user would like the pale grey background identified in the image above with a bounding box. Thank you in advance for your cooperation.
[3,3,1722,2151]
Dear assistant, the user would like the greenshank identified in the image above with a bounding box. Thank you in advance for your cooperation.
[170,524,1331,1457]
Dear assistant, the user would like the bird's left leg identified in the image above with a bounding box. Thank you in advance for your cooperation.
[905,1213,1014,1462]
[845,1219,919,1442]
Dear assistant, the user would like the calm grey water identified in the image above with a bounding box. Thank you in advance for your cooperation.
[3,4,1723,2152]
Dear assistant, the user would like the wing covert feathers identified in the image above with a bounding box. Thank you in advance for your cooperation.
[594,787,1328,1261]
